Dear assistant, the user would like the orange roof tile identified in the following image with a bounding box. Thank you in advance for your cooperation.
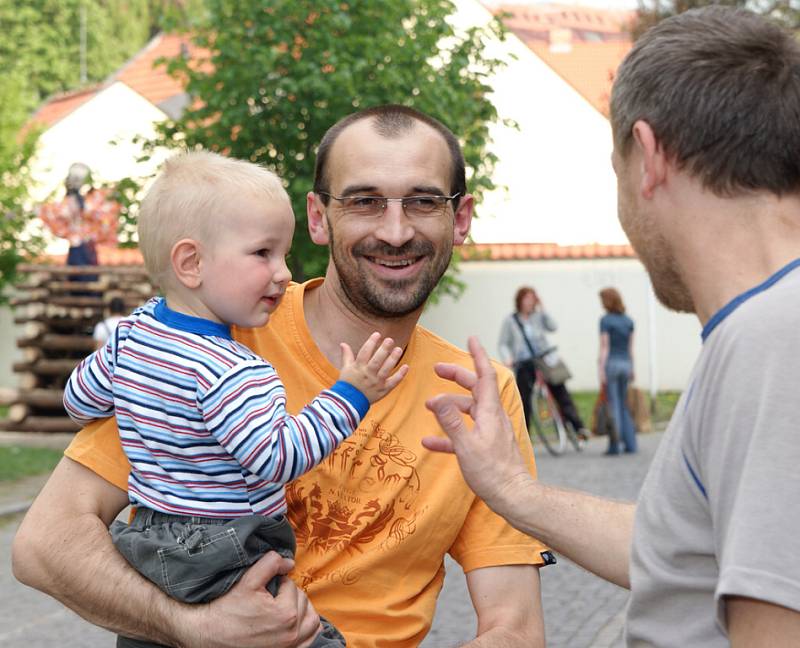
[529,41,631,117]
[29,32,211,130]
[492,3,635,41]
[462,242,636,261]
[115,33,210,106]
[28,85,102,129]
[44,246,144,266]
[96,246,144,265]
[44,243,634,266]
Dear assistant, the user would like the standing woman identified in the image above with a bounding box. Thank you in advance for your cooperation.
[499,286,587,437]
[598,287,636,454]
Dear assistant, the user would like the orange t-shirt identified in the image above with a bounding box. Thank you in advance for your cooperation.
[66,279,549,647]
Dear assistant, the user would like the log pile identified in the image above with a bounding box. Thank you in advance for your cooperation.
[0,264,156,433]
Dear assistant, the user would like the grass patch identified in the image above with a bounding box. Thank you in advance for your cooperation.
[0,445,63,482]
[0,405,7,418]
[572,390,681,430]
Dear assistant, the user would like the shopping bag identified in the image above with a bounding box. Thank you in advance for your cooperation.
[591,388,616,437]
[627,387,652,433]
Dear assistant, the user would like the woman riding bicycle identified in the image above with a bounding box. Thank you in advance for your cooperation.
[498,286,588,440]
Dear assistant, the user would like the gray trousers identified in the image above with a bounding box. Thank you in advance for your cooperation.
[111,507,345,647]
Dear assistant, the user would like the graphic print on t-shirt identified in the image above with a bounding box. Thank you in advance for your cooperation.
[286,419,422,587]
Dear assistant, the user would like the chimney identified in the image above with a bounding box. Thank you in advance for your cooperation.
[549,27,573,53]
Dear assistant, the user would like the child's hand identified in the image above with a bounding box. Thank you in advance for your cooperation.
[339,332,408,404]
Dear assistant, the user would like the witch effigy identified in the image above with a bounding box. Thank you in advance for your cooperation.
[38,162,120,276]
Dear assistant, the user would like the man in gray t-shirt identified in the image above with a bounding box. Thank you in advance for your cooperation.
[421,6,800,647]
[626,264,800,646]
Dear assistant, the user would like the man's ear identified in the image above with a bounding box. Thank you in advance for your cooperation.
[632,120,667,199]
[307,191,330,245]
[171,238,202,289]
[452,194,474,245]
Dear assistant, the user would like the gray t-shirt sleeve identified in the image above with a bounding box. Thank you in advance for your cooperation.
[701,312,800,629]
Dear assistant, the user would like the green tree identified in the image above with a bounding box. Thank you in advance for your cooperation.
[157,0,509,287]
[0,0,156,113]
[0,0,188,295]
[0,73,42,301]
[631,0,799,39]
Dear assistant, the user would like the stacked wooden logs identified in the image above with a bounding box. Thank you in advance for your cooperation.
[0,264,155,433]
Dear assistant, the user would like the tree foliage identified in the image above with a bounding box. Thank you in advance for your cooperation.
[156,0,509,287]
[0,74,43,301]
[0,0,157,113]
[0,0,185,297]
[631,0,800,39]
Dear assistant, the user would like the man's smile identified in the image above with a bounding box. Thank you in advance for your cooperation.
[362,254,425,278]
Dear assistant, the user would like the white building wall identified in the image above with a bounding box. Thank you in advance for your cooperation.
[452,0,625,245]
[30,81,171,203]
[420,258,701,392]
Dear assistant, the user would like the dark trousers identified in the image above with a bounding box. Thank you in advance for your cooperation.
[66,241,98,284]
[515,360,537,430]
[111,507,346,647]
[547,381,585,432]
[515,360,585,431]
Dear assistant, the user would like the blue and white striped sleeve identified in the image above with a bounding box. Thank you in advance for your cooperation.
[63,339,116,425]
[199,360,368,484]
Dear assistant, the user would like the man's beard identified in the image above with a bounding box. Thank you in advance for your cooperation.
[328,229,452,319]
[631,223,694,314]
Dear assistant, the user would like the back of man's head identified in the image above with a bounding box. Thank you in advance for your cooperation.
[611,6,800,197]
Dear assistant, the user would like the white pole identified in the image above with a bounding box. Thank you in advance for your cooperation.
[646,276,658,409]
[80,3,87,84]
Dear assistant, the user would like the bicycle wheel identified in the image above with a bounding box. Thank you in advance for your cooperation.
[530,383,567,456]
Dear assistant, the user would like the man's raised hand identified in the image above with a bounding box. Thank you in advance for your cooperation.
[421,336,532,515]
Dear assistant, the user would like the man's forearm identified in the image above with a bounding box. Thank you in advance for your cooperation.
[13,458,321,648]
[28,513,185,642]
[12,459,186,644]
[464,626,542,647]
[494,476,635,589]
[463,565,544,648]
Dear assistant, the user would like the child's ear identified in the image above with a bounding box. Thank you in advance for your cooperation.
[171,238,203,289]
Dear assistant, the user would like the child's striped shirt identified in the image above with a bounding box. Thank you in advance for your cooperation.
[64,298,367,518]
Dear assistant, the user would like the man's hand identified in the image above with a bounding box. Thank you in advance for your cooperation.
[339,331,408,403]
[421,336,532,516]
[422,337,635,589]
[187,552,322,648]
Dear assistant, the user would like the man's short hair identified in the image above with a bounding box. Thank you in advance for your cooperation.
[138,151,288,288]
[313,105,466,209]
[611,6,800,196]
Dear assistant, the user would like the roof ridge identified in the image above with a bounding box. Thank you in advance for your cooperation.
[104,31,166,87]
[462,242,636,261]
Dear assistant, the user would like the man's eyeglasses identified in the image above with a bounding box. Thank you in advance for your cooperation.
[318,192,460,219]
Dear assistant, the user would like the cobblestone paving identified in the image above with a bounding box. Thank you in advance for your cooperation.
[421,431,663,648]
[0,432,662,647]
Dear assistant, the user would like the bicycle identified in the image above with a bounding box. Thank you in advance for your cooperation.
[528,350,586,456]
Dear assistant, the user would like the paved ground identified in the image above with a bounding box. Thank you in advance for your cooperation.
[0,431,662,647]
